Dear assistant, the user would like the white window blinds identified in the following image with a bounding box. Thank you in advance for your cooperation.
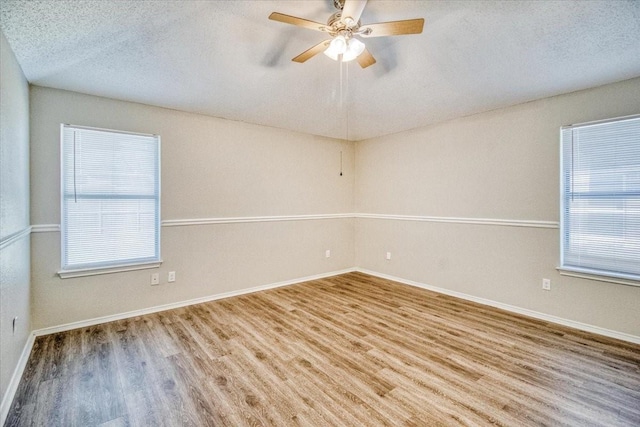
[61,125,160,272]
[560,115,640,282]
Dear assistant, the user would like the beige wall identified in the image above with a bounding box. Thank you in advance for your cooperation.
[355,77,640,336]
[0,31,31,404]
[30,87,354,329]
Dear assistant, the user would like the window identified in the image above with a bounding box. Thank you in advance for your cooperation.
[60,125,160,277]
[560,115,640,284]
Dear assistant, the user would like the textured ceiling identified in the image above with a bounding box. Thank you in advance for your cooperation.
[1,0,640,141]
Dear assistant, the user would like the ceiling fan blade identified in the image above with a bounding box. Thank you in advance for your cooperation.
[357,48,376,68]
[341,0,368,27]
[292,40,332,63]
[360,18,425,37]
[269,12,330,32]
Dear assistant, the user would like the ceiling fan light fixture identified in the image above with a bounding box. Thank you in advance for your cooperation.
[324,35,348,60]
[342,37,365,62]
[324,36,365,62]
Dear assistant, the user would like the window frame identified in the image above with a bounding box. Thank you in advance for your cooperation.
[558,114,640,287]
[58,124,162,278]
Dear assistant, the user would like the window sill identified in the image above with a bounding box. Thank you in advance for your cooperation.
[557,267,640,287]
[58,261,163,279]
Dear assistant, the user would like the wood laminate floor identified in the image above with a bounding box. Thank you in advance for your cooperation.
[5,272,640,426]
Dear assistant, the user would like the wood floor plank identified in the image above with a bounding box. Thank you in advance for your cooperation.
[5,272,640,426]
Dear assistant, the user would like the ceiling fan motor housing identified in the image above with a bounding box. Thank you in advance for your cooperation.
[327,12,362,37]
[327,11,343,28]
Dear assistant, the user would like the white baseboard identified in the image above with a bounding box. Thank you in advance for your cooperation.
[32,268,357,337]
[1,332,36,426]
[25,267,640,345]
[356,268,640,345]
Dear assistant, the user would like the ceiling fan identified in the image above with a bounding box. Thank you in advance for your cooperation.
[269,0,424,68]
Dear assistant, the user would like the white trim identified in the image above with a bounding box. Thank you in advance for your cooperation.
[30,224,60,233]
[355,213,559,229]
[0,227,31,250]
[30,213,559,231]
[557,268,640,288]
[63,123,158,138]
[58,261,163,279]
[32,268,356,337]
[0,333,36,426]
[33,266,639,344]
[562,113,640,129]
[356,268,640,345]
[161,213,354,227]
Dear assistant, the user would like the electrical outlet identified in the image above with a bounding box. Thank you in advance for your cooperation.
[386,252,392,260]
[325,250,331,258]
[542,278,551,291]
[168,271,176,282]
[151,273,160,285]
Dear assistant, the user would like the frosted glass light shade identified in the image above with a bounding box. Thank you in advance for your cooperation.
[324,36,365,62]
[342,38,365,62]
[324,36,347,60]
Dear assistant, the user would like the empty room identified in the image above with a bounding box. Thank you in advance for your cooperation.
[1,0,639,425]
